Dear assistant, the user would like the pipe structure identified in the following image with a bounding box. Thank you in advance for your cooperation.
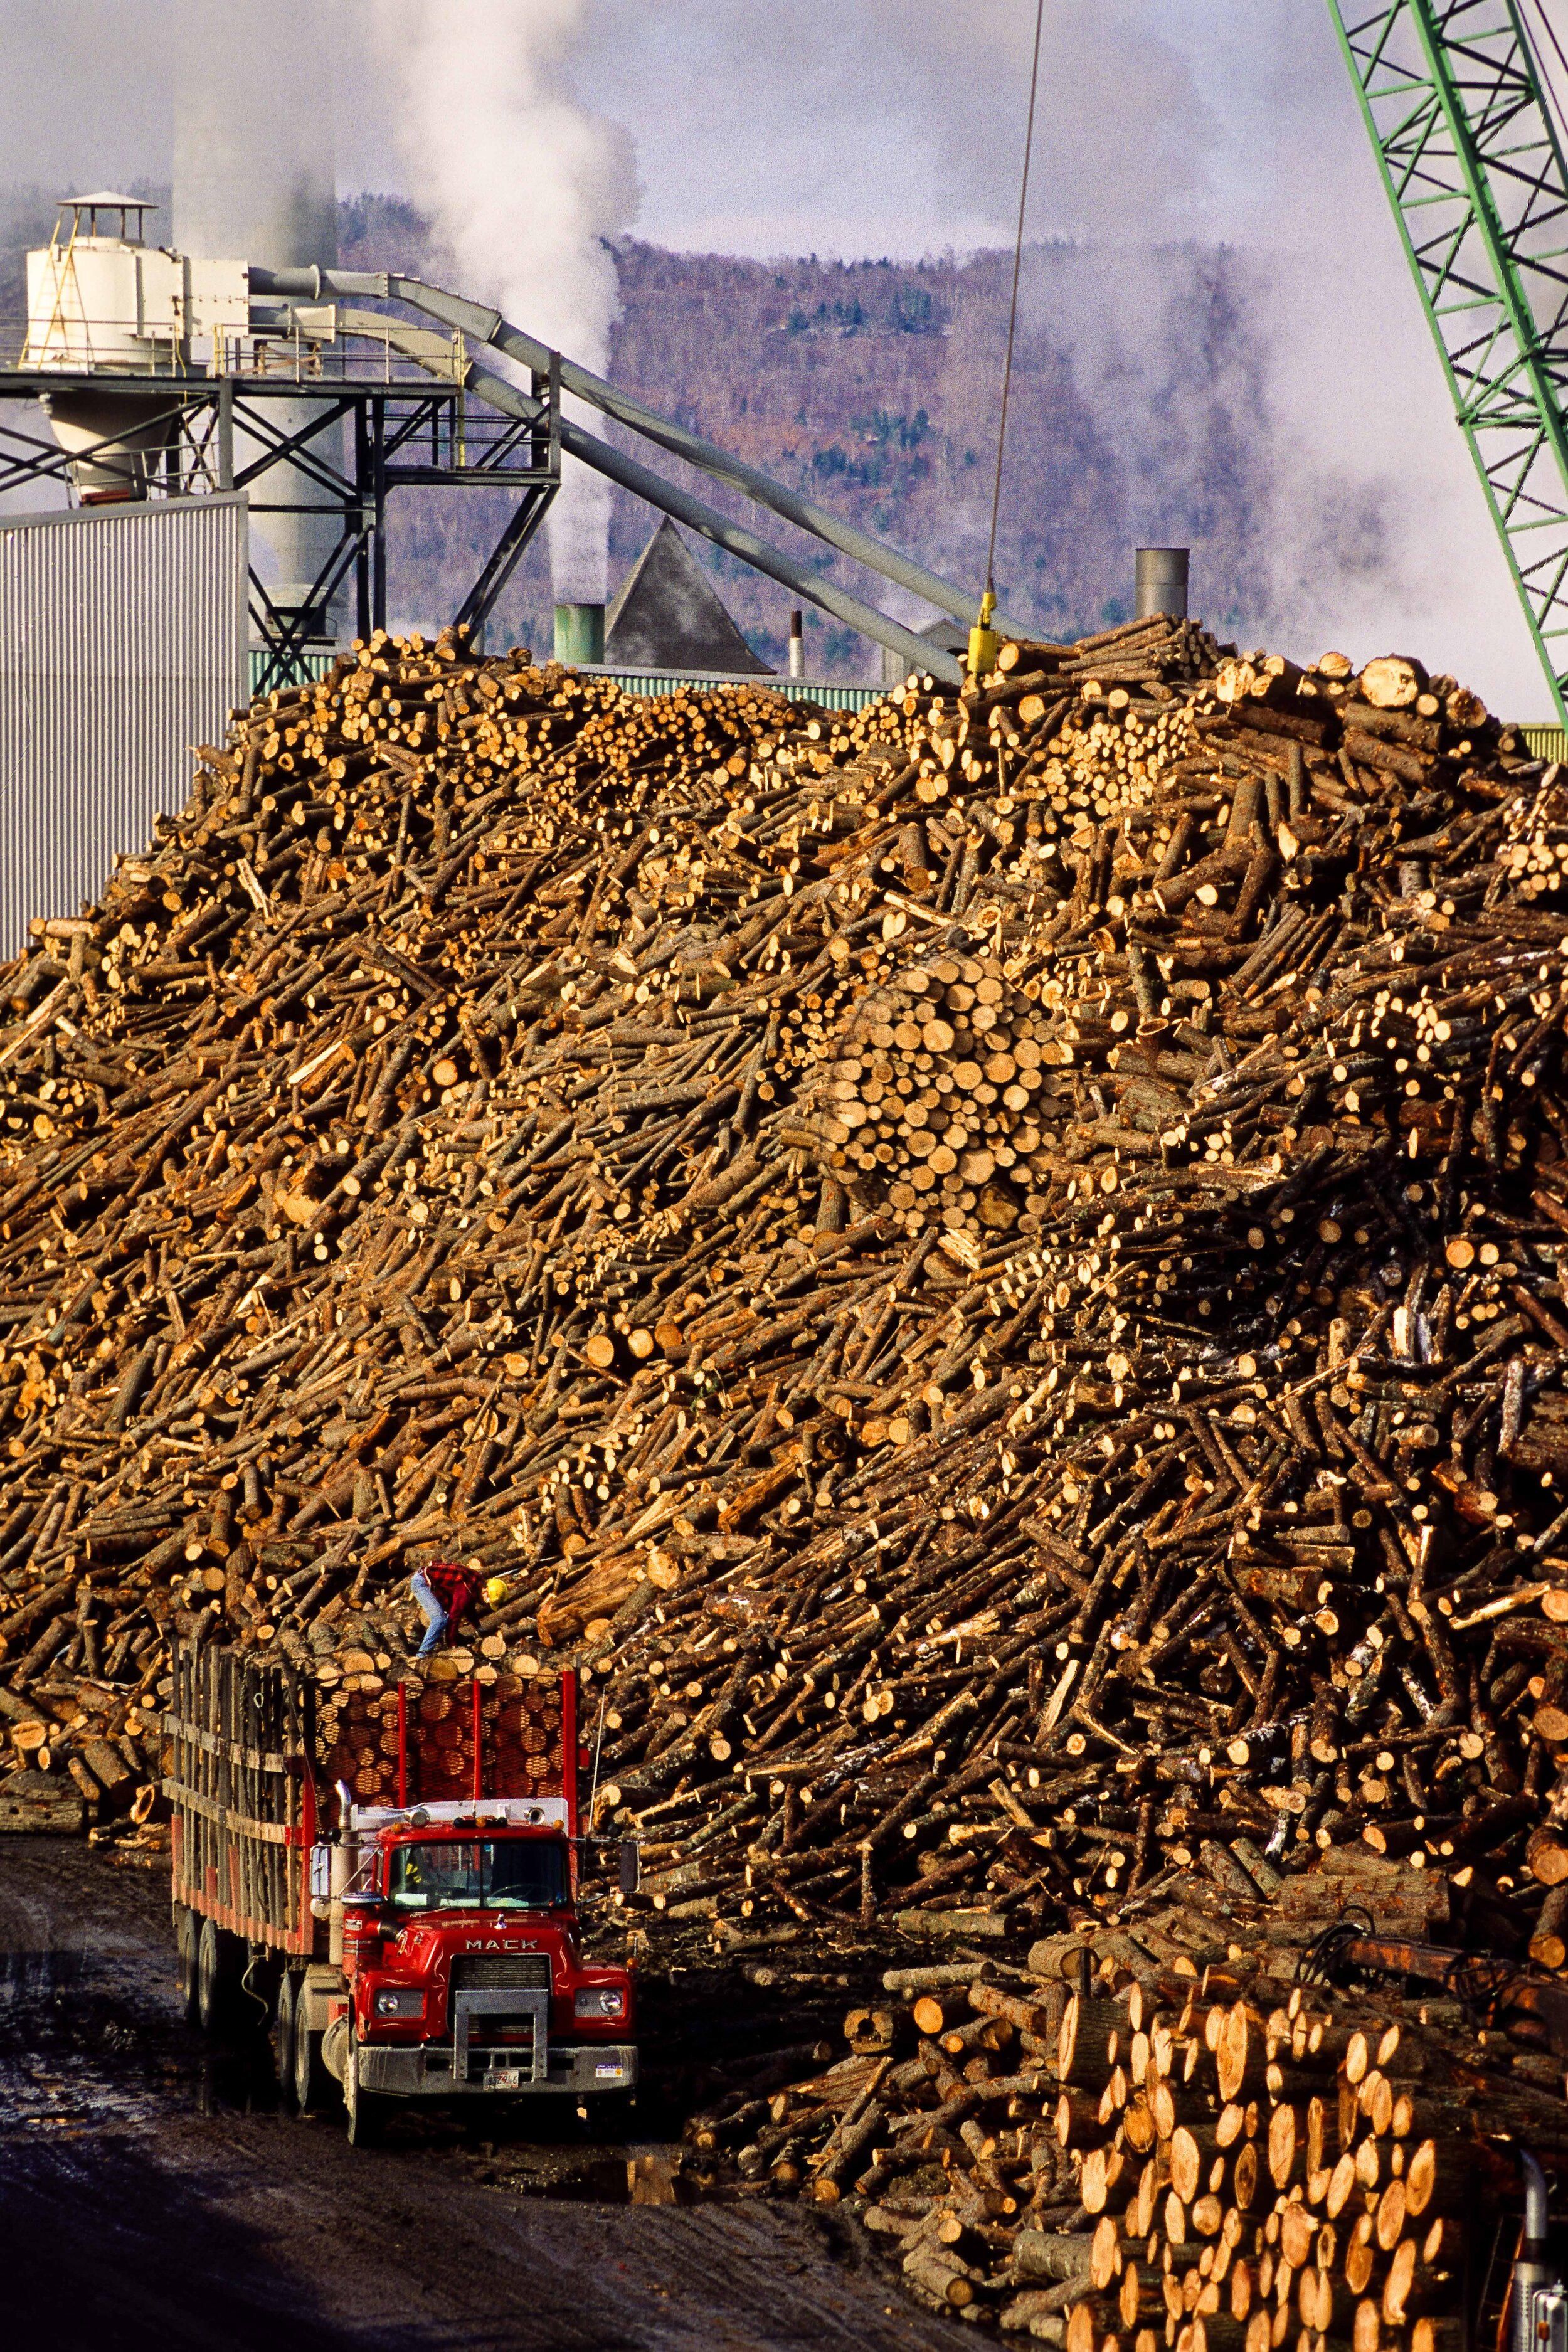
[555,603,605,664]
[1513,2148,1555,2352]
[383,276,1025,648]
[252,267,970,682]
[249,268,391,299]
[457,355,965,684]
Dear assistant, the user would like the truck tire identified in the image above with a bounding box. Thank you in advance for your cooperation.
[290,1984,334,2115]
[274,1968,299,2097]
[174,1905,200,2028]
[344,2035,390,2148]
[196,1915,243,2037]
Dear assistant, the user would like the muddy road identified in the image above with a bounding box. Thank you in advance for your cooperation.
[0,1841,964,2351]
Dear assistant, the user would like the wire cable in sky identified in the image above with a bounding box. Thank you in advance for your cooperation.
[984,0,1047,600]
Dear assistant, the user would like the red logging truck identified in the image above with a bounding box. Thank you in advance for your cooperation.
[164,1639,637,2143]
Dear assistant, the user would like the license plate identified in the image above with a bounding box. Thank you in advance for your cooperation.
[595,2062,625,2080]
[490,2066,524,2089]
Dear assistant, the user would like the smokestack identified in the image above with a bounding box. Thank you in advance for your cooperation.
[1135,546,1189,620]
[788,609,804,679]
[172,0,342,639]
[386,3,638,642]
[554,603,605,665]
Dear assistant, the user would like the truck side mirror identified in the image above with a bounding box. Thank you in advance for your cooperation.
[619,1839,641,1897]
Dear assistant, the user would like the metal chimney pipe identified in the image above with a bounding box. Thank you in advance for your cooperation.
[788,609,804,679]
[174,0,342,644]
[1512,2149,1556,2352]
[1135,547,1189,620]
[554,603,605,665]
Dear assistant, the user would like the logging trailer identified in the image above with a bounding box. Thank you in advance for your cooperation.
[164,1640,637,2144]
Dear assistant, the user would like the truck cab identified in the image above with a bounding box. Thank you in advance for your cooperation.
[307,1804,636,2142]
[333,1818,635,2126]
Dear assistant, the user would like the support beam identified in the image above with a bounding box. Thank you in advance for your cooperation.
[384,275,1024,657]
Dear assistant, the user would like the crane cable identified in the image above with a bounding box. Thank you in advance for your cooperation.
[970,0,1047,680]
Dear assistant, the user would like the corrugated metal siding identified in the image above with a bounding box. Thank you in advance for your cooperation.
[249,646,339,694]
[575,664,887,712]
[1522,724,1568,763]
[0,495,248,954]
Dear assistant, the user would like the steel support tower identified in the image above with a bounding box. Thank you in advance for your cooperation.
[1328,0,1568,723]
[0,343,561,696]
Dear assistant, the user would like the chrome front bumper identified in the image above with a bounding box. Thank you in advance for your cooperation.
[356,2040,638,2098]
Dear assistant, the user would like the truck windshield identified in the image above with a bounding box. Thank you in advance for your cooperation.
[387,1839,568,1912]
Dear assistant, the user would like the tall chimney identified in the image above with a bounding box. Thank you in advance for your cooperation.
[173,0,342,641]
[1135,546,1189,620]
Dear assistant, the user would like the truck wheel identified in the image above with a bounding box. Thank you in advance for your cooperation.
[292,1992,334,2115]
[344,2037,389,2148]
[274,1969,299,2097]
[196,1916,241,2037]
[174,1906,200,2028]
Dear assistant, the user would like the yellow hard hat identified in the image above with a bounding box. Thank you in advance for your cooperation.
[484,1576,509,1608]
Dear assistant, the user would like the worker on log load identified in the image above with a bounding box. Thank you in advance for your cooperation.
[409,1557,502,1659]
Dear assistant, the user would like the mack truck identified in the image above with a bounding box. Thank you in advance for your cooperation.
[164,1638,637,2144]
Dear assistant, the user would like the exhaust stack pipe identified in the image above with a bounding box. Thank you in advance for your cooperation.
[1513,2148,1564,2352]
[554,603,605,665]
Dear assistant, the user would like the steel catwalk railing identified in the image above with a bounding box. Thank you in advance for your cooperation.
[1328,0,1568,724]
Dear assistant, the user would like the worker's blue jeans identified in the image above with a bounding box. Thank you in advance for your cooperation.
[411,1571,447,1658]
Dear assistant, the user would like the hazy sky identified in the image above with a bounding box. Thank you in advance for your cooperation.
[0,0,1363,257]
[0,0,1553,711]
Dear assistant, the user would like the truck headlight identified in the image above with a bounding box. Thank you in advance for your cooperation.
[575,1986,625,2020]
[374,1988,424,2019]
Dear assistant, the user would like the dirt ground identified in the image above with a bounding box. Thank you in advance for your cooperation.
[0,1838,967,2351]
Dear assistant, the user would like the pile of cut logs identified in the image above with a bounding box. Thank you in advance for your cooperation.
[1,607,1565,2322]
[669,1911,1568,2345]
[0,618,1556,1878]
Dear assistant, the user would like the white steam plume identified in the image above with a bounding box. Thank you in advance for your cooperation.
[380,1,640,605]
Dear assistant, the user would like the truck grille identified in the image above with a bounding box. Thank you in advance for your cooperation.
[450,1954,549,1991]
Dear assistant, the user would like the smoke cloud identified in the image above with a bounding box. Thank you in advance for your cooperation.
[379,0,640,605]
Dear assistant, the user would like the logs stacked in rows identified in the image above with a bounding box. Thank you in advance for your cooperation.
[315,1669,566,1807]
[682,1936,1565,2348]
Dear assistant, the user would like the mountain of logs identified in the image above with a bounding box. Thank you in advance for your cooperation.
[3,607,1567,2326]
[0,617,1561,1959]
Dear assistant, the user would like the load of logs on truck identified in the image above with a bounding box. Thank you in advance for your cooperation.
[166,1638,636,2141]
[4,609,1568,2327]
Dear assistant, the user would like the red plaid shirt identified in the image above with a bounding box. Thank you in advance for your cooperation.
[424,1560,484,1639]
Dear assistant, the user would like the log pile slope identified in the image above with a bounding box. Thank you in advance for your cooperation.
[0,612,1564,1971]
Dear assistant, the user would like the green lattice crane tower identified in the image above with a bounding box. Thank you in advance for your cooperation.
[1328,1,1568,723]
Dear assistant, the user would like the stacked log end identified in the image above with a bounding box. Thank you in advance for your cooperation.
[0,612,1561,2328]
